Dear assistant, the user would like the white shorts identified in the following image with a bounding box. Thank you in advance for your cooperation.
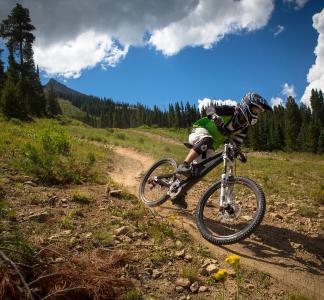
[189,128,212,145]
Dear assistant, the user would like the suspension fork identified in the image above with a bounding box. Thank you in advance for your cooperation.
[220,144,235,208]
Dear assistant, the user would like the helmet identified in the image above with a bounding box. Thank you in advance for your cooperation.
[238,93,272,125]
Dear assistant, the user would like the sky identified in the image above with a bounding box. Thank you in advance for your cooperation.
[0,0,323,110]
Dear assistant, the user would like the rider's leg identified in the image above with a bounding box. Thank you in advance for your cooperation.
[176,137,213,176]
[184,149,199,164]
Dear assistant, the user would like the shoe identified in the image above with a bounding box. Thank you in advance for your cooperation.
[176,162,192,177]
[171,194,188,209]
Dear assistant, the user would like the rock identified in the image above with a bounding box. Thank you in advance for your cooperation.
[29,212,50,223]
[61,198,68,203]
[270,213,284,220]
[175,278,191,288]
[175,286,184,293]
[202,258,218,268]
[105,185,111,195]
[24,180,37,187]
[184,254,193,261]
[111,216,123,224]
[290,242,303,250]
[109,189,123,197]
[84,232,93,239]
[198,286,208,293]
[114,226,128,236]
[55,257,64,263]
[246,283,255,290]
[48,195,58,206]
[206,264,218,274]
[190,281,199,293]
[241,215,253,221]
[179,296,187,300]
[175,240,183,248]
[175,249,185,258]
[152,269,161,279]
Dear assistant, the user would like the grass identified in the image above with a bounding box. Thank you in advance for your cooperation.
[122,288,142,300]
[297,205,318,218]
[71,191,92,205]
[140,220,175,244]
[94,229,113,247]
[1,115,323,214]
[180,262,200,282]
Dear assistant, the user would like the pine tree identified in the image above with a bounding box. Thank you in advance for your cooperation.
[0,49,5,93]
[0,49,6,111]
[317,128,324,154]
[1,79,27,119]
[284,96,301,152]
[1,3,46,117]
[45,84,62,117]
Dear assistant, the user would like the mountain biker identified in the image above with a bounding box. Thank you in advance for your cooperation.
[173,92,272,208]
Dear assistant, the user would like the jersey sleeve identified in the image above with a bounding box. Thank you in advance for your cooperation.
[232,127,248,148]
[214,105,236,116]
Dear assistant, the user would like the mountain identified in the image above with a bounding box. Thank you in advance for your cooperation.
[44,79,86,97]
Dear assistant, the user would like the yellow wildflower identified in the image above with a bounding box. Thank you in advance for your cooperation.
[225,254,240,270]
[213,269,228,282]
[168,214,177,221]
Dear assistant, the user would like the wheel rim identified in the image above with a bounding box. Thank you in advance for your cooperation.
[141,160,177,205]
[201,179,259,239]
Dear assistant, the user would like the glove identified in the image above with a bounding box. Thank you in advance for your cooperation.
[211,114,224,127]
[237,152,247,163]
[219,125,231,136]
[233,146,247,163]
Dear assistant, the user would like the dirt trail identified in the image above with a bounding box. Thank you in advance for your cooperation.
[110,146,324,299]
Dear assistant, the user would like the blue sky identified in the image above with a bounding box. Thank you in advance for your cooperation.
[1,0,323,109]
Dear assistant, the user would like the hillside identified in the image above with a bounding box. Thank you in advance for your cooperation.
[0,114,323,299]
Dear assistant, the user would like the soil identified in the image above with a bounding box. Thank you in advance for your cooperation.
[110,145,324,299]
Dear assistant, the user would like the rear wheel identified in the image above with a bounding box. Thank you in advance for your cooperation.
[139,158,177,207]
[196,176,265,245]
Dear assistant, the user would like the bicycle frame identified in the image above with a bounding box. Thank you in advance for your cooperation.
[179,142,235,196]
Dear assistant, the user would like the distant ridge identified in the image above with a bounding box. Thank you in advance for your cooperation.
[44,79,86,97]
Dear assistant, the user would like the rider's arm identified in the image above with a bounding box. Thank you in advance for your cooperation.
[214,105,236,116]
[232,127,248,151]
[207,105,235,128]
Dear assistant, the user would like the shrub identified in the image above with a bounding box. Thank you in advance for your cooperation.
[115,133,126,140]
[298,205,317,218]
[17,129,97,185]
[41,128,70,155]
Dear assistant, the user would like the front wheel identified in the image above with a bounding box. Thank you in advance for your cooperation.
[139,158,177,207]
[196,176,266,245]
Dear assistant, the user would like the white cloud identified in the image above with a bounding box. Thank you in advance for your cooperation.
[34,31,128,79]
[283,0,309,10]
[198,97,237,112]
[274,25,285,37]
[271,97,284,107]
[149,0,274,56]
[1,0,275,78]
[282,82,296,98]
[301,9,324,107]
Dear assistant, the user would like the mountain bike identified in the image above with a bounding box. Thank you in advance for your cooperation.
[139,141,266,245]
